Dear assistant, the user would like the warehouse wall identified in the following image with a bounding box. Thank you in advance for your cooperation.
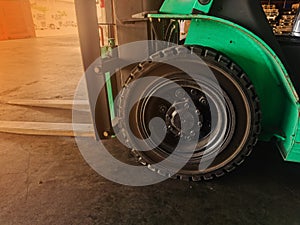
[0,0,35,40]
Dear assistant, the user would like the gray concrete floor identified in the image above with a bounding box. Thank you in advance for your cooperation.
[0,35,300,225]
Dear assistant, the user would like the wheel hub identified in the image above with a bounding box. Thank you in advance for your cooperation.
[165,101,198,138]
[139,78,233,159]
[164,87,211,141]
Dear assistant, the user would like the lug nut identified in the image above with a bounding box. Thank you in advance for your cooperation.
[185,136,192,141]
[175,89,185,98]
[190,130,196,137]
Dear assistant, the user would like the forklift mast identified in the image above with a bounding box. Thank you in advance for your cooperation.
[74,0,165,139]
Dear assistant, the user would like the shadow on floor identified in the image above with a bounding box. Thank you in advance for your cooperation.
[98,139,300,225]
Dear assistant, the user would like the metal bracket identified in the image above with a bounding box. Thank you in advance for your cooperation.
[292,8,300,37]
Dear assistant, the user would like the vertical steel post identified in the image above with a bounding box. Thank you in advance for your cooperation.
[74,0,100,71]
[74,0,113,139]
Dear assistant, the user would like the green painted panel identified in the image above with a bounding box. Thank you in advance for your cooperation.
[105,72,115,120]
[286,147,300,161]
[160,0,213,14]
[287,115,300,161]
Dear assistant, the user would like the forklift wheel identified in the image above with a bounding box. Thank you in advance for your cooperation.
[117,46,261,181]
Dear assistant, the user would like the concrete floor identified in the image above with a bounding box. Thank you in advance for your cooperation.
[0,35,300,225]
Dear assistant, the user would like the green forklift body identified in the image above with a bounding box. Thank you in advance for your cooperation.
[148,2,300,162]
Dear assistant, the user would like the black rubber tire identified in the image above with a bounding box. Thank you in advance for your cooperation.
[117,46,261,181]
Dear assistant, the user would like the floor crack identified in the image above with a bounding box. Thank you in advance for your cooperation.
[24,151,31,202]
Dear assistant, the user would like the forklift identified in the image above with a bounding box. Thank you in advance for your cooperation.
[74,0,300,181]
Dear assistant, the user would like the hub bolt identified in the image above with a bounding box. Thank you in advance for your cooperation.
[199,96,207,105]
[94,66,102,74]
[199,0,211,5]
[159,105,167,113]
[190,89,197,95]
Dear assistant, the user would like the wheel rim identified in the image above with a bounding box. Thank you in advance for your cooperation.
[136,73,236,164]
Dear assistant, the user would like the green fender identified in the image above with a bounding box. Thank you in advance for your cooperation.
[148,14,300,161]
[160,0,213,14]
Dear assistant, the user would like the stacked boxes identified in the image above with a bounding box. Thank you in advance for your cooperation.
[262,4,298,35]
